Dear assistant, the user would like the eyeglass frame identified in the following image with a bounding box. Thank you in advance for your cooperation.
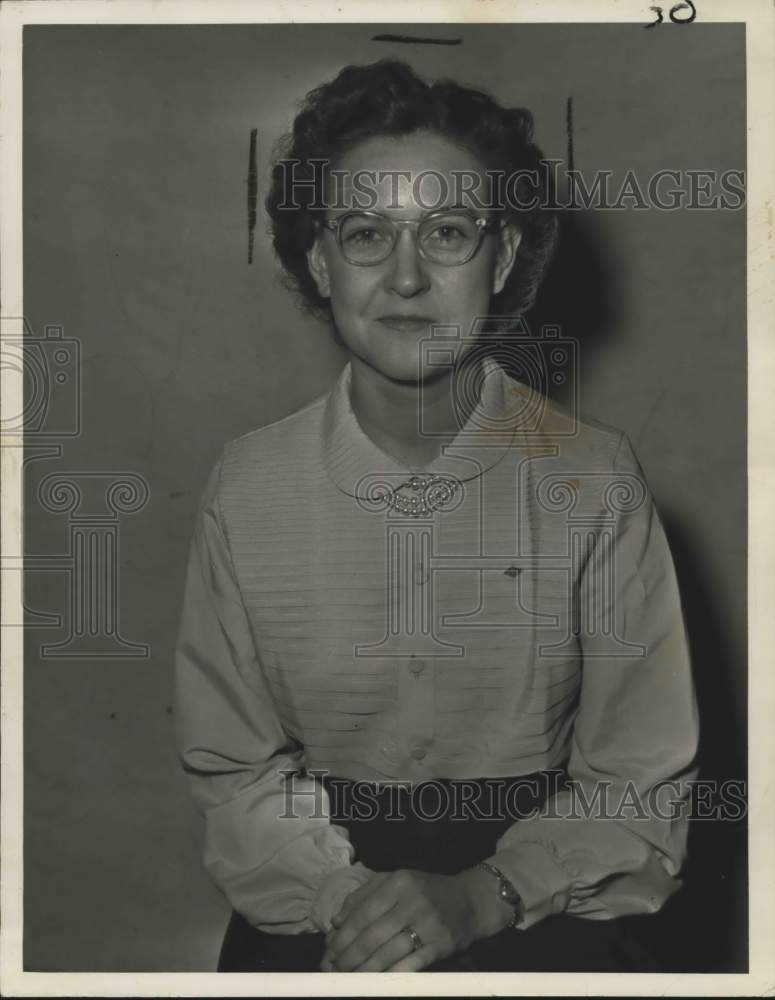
[317,208,505,267]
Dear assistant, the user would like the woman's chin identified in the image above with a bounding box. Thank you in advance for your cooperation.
[345,343,421,384]
[346,334,461,385]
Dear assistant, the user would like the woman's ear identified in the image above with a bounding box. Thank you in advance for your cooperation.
[306,234,331,299]
[492,220,522,296]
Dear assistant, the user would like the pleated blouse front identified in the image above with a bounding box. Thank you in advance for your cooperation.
[174,358,699,934]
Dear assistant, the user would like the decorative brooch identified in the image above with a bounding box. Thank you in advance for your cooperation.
[383,474,460,517]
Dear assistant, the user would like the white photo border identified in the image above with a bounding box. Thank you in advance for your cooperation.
[1,0,773,996]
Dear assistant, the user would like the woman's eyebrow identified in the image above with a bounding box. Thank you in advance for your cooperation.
[422,204,474,216]
[324,205,484,221]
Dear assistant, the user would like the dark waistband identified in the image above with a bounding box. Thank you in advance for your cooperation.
[317,769,568,874]
[320,769,567,819]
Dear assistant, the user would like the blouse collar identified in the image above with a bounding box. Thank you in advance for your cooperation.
[321,356,534,499]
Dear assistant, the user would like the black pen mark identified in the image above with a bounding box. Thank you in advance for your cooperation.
[247,127,258,265]
[371,34,462,45]
[566,96,575,176]
[645,1,697,27]
[644,5,664,27]
[669,1,697,23]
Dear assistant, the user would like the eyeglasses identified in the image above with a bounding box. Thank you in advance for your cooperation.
[319,209,501,267]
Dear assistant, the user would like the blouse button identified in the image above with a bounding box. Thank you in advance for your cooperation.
[409,658,426,676]
[411,745,428,761]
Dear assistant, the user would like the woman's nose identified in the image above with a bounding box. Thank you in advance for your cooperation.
[384,230,431,297]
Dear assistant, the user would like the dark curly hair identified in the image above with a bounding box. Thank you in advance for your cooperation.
[265,60,559,324]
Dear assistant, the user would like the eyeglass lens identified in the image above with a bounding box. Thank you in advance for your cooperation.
[338,212,481,265]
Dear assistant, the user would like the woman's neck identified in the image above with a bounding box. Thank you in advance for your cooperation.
[348,354,483,471]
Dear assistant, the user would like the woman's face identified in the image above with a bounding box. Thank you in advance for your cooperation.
[306,130,521,383]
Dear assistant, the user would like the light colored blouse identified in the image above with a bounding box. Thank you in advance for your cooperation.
[173,357,699,936]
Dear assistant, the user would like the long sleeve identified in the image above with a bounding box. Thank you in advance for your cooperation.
[173,452,373,934]
[487,431,699,929]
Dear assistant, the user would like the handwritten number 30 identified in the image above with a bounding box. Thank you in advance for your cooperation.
[645,1,697,27]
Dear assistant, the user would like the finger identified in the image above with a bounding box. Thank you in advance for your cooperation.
[330,902,410,971]
[354,925,426,973]
[329,872,384,934]
[331,872,387,929]
[386,946,436,973]
[319,952,336,972]
[327,883,398,958]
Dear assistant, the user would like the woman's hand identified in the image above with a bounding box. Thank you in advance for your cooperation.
[320,866,512,972]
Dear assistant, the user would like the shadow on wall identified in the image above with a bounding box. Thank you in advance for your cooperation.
[658,509,748,973]
[527,208,622,401]
[578,508,749,974]
[530,213,748,972]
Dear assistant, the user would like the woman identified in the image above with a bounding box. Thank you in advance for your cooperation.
[173,60,698,973]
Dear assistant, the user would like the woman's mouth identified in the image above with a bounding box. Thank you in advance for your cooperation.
[376,315,437,332]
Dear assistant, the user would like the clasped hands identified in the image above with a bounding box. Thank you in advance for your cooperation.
[320,866,512,972]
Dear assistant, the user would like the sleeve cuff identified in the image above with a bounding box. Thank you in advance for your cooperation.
[486,841,575,930]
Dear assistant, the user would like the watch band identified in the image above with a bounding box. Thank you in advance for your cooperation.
[475,861,525,929]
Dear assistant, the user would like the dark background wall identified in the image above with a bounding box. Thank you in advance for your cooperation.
[22,23,746,971]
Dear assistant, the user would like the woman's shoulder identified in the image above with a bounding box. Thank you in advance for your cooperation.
[218,389,330,485]
[506,376,632,472]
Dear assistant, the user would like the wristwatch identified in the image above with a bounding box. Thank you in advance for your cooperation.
[475,861,525,929]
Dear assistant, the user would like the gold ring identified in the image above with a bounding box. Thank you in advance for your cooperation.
[403,925,423,952]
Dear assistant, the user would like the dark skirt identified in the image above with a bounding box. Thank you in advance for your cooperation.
[218,771,665,972]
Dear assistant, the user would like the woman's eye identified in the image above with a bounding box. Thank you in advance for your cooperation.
[426,224,466,244]
[344,226,387,245]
